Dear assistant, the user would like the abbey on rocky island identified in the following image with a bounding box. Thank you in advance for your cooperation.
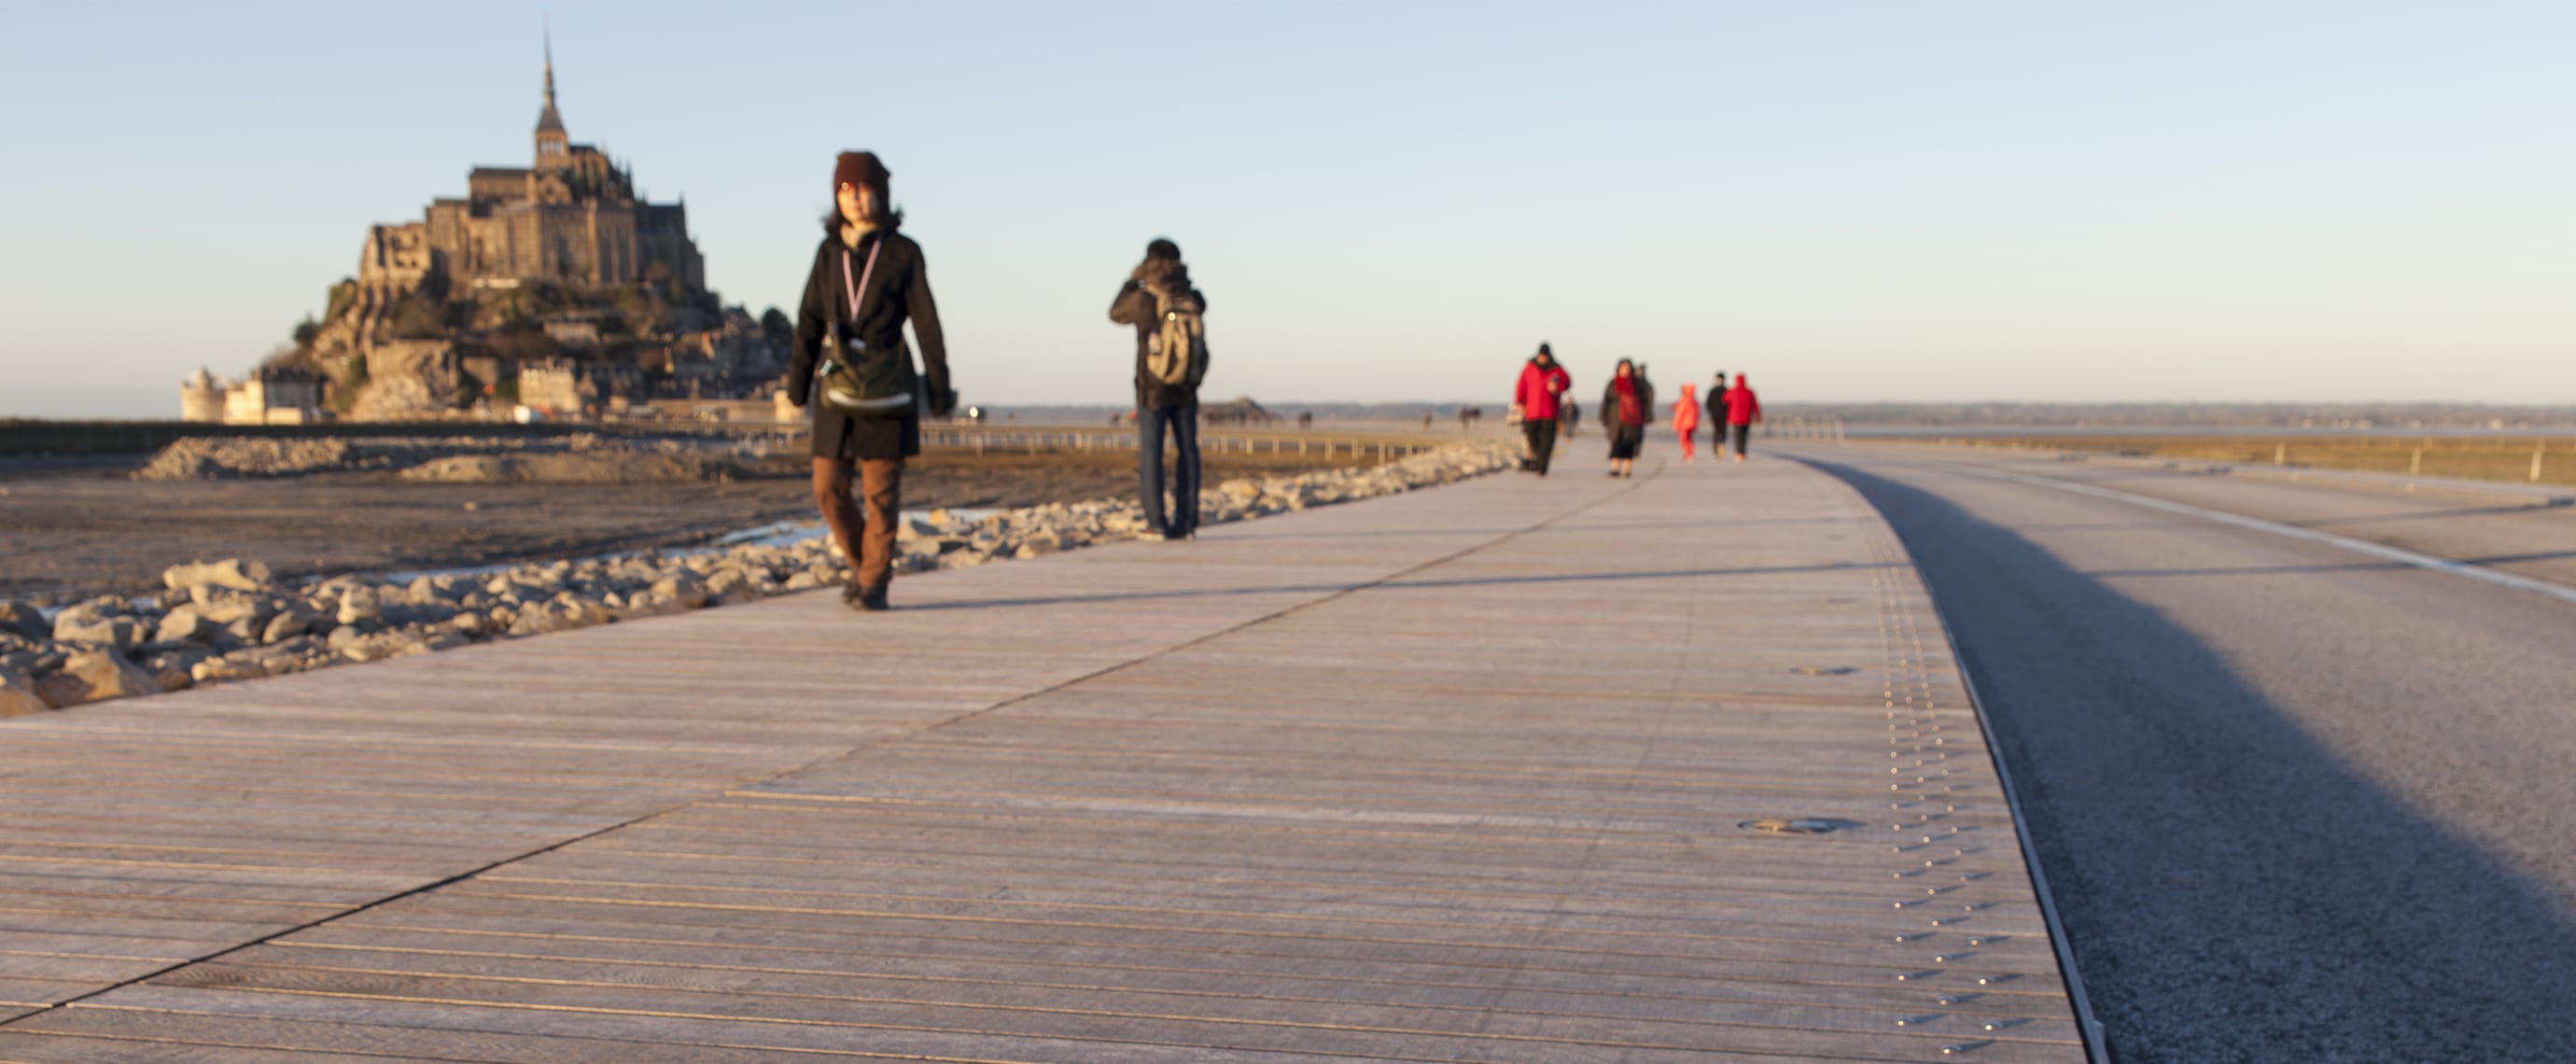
[354,44,705,326]
[186,45,792,424]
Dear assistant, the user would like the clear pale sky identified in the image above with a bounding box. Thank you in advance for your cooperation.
[4,1,2569,418]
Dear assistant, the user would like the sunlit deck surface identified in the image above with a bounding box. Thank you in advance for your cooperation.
[0,455,2084,1062]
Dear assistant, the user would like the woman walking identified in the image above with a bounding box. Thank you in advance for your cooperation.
[788,151,957,612]
[1600,358,1649,477]
[1673,382,1701,462]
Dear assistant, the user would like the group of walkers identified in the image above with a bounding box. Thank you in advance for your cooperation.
[1509,343,1762,478]
[786,150,1211,613]
[780,147,1766,613]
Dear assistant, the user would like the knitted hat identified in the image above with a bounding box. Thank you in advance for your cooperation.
[833,151,891,195]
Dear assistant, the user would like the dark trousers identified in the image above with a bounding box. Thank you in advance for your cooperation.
[1139,402,1201,535]
[1730,423,1751,456]
[1523,418,1559,474]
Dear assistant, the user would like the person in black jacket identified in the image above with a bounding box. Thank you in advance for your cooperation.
[1706,371,1729,457]
[1109,239,1208,540]
[788,151,956,612]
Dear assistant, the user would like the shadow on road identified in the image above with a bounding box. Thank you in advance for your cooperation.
[1807,457,2576,1064]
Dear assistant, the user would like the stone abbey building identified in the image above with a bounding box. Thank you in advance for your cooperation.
[183,48,762,424]
[353,47,705,315]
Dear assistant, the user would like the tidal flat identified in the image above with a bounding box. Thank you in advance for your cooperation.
[0,446,1383,601]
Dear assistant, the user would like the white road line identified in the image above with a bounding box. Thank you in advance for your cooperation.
[1975,465,2576,608]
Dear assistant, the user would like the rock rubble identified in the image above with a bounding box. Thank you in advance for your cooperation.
[132,433,770,483]
[4,441,1513,714]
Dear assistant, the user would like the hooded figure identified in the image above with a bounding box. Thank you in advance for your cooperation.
[1673,383,1701,461]
[1723,372,1763,462]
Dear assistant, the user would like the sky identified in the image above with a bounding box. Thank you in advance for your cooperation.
[3,1,2570,418]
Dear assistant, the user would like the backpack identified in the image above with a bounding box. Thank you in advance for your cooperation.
[1142,280,1209,388]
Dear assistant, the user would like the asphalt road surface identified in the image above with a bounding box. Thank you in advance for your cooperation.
[1785,443,2576,1064]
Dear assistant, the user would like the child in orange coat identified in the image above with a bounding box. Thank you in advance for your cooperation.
[1673,383,1701,461]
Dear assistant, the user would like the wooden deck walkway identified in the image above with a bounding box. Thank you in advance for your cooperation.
[0,455,2086,1062]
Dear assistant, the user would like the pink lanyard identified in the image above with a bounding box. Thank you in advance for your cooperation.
[840,240,882,326]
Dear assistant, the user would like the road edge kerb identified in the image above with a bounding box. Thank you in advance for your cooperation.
[1789,455,2114,1063]
[1974,466,2576,609]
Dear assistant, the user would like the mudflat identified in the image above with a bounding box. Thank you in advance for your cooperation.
[0,448,1373,599]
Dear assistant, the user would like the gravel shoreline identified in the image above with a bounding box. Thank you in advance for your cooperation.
[0,441,1516,716]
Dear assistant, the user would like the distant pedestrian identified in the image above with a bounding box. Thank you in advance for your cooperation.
[1561,399,1579,440]
[1706,371,1729,456]
[1673,383,1701,461]
[790,151,956,613]
[1511,343,1570,475]
[1109,238,1210,540]
[1724,372,1762,462]
[1601,358,1649,478]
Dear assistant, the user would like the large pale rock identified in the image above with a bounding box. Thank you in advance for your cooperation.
[261,610,313,644]
[39,649,161,707]
[192,652,270,683]
[0,666,48,718]
[651,574,708,610]
[336,586,382,626]
[508,609,565,637]
[52,613,137,650]
[161,558,273,593]
[343,632,432,664]
[196,595,273,627]
[154,607,217,645]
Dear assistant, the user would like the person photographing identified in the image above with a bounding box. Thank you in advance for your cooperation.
[1110,239,1211,540]
[788,150,956,612]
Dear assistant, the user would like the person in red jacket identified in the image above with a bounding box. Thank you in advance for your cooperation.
[1511,343,1571,475]
[1724,372,1762,463]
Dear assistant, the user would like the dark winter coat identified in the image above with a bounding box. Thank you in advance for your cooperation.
[791,224,953,413]
[1602,376,1655,430]
[1110,259,1208,409]
[1706,383,1728,427]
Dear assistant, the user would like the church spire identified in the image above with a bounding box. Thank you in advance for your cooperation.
[534,28,567,138]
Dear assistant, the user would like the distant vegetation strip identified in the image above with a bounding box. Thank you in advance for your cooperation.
[1947,435,2576,489]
